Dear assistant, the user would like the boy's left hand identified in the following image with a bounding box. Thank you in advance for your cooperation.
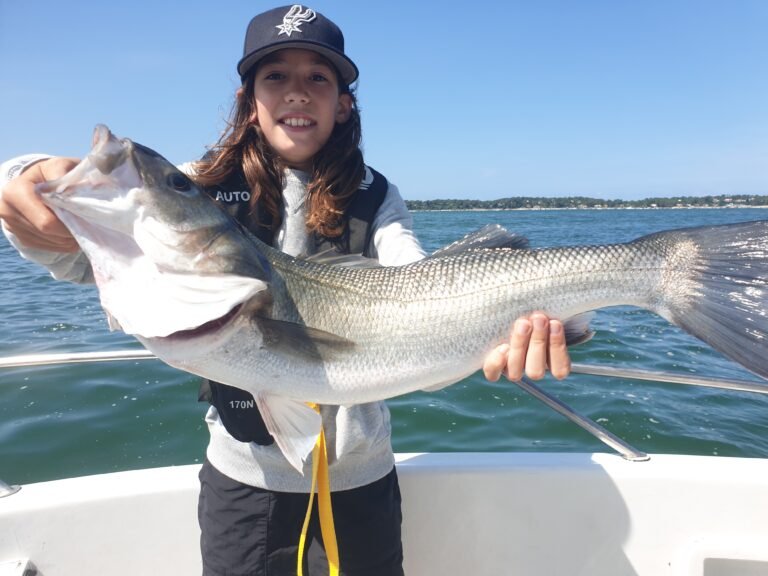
[483,312,571,382]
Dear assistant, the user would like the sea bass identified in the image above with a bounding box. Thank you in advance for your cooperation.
[39,125,768,469]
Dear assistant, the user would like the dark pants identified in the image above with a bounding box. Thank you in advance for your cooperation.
[198,459,404,576]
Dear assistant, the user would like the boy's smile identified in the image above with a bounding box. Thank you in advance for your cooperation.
[252,49,352,171]
[279,115,316,128]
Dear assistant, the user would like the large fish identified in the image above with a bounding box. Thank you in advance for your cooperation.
[38,125,768,469]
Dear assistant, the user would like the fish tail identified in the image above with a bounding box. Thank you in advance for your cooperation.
[642,220,768,379]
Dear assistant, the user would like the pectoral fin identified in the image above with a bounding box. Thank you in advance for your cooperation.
[254,316,355,361]
[105,311,122,331]
[255,394,322,473]
[563,312,596,346]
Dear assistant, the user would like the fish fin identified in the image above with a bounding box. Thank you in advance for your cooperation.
[430,224,529,258]
[644,220,768,380]
[105,311,122,332]
[303,249,382,268]
[255,394,321,473]
[563,312,596,346]
[254,316,355,361]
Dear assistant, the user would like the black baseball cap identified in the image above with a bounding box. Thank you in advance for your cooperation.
[237,4,359,85]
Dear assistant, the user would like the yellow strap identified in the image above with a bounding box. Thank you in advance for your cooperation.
[297,404,339,576]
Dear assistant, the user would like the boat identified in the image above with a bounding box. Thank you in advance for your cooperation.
[2,352,768,576]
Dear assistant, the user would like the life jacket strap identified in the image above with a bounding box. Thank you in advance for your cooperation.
[297,403,339,576]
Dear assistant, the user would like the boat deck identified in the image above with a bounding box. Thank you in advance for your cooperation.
[2,452,768,575]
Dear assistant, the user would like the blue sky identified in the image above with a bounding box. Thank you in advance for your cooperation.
[1,1,767,200]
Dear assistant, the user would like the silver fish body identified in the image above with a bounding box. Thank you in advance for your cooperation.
[149,237,665,404]
[148,219,768,405]
[39,126,768,469]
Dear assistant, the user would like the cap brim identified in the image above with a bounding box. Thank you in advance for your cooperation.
[237,41,358,85]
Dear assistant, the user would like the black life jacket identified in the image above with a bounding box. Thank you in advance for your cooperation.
[198,167,389,445]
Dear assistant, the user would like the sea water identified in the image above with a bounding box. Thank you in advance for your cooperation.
[2,208,768,484]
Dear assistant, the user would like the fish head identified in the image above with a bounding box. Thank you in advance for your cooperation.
[40,125,246,269]
[37,125,271,338]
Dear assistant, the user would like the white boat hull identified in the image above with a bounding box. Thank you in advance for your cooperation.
[2,452,768,575]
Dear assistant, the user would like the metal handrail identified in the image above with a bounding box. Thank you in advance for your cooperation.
[2,349,767,465]
[0,350,156,369]
[2,351,766,394]
[571,363,768,395]
[516,376,649,461]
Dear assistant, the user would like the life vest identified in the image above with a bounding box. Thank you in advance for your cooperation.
[198,167,389,445]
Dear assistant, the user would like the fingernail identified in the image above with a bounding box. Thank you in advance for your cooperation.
[550,322,562,335]
[515,321,531,335]
[533,316,547,330]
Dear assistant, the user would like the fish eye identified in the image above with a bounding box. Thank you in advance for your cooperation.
[168,173,192,192]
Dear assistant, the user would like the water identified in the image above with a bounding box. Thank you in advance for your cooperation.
[2,208,768,485]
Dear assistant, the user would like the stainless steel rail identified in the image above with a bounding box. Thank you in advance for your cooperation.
[513,364,768,460]
[571,363,768,395]
[0,350,156,368]
[2,350,766,465]
[515,376,650,461]
[3,351,766,394]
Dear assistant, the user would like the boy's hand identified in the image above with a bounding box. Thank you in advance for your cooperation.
[0,157,80,252]
[483,312,571,382]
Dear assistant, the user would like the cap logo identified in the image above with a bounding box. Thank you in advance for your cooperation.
[276,5,316,37]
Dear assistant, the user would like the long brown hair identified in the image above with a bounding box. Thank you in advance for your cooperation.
[193,66,365,238]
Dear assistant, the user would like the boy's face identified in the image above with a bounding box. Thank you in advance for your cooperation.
[251,48,352,171]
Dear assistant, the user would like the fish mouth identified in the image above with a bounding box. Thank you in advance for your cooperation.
[37,124,141,209]
[163,304,243,340]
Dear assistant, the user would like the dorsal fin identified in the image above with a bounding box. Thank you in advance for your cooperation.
[430,224,529,258]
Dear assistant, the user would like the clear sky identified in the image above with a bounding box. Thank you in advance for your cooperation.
[1,0,767,201]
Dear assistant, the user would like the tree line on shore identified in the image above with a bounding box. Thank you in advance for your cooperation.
[405,194,768,211]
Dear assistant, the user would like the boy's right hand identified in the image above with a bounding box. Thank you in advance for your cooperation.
[0,157,80,252]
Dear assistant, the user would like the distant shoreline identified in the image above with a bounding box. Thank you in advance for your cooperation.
[404,194,768,212]
[407,205,768,212]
